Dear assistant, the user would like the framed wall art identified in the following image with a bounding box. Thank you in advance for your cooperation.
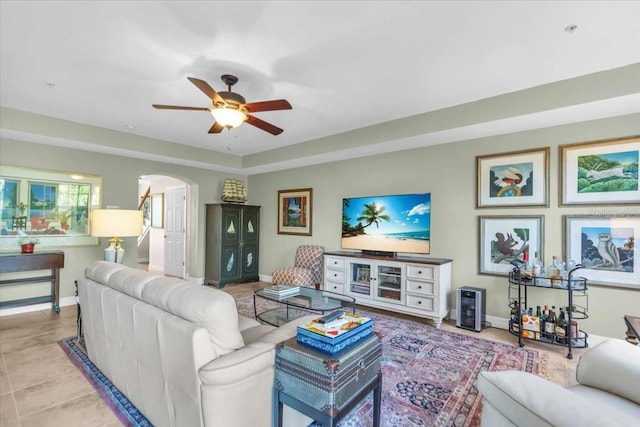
[560,135,640,206]
[0,164,102,249]
[476,147,549,208]
[277,188,312,236]
[563,215,639,289]
[479,215,544,276]
[150,193,164,228]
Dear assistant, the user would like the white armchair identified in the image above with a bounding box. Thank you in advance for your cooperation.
[477,338,640,427]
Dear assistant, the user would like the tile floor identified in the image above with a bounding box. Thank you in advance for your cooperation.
[0,304,122,427]
[0,279,585,427]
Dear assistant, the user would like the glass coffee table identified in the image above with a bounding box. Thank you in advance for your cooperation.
[254,287,356,327]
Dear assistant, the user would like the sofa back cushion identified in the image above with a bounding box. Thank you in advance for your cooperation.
[79,278,211,427]
[576,338,640,405]
[84,261,244,357]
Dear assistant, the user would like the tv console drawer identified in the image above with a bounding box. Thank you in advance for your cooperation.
[406,279,435,296]
[406,294,435,312]
[325,270,345,283]
[325,283,345,294]
[406,265,434,280]
[325,256,345,269]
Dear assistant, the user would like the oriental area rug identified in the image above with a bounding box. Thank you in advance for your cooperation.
[60,298,539,427]
[237,297,540,427]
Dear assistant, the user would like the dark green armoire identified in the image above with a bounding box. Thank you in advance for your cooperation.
[205,204,260,288]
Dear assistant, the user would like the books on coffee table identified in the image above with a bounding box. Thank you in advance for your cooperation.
[297,312,373,354]
[262,284,300,298]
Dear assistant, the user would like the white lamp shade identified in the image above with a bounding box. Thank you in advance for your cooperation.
[91,209,143,237]
[211,107,247,128]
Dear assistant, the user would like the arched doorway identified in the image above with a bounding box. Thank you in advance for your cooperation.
[138,174,190,279]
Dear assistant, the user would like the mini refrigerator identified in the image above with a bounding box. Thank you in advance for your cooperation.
[456,286,486,332]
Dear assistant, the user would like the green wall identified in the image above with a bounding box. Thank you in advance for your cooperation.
[250,113,640,339]
[0,137,244,300]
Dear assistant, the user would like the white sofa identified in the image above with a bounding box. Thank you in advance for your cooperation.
[77,261,317,427]
[477,338,640,427]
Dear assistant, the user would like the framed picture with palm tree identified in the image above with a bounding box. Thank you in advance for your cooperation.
[277,188,312,236]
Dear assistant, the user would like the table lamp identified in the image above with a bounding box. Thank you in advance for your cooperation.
[91,209,143,263]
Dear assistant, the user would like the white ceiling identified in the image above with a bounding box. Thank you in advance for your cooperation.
[1,1,640,159]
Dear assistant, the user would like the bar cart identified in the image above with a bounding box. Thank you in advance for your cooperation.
[508,264,589,359]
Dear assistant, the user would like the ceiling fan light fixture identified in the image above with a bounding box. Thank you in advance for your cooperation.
[211,107,247,128]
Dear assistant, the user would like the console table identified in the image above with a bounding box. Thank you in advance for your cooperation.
[0,250,65,312]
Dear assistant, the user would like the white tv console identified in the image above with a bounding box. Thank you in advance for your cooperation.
[323,251,453,328]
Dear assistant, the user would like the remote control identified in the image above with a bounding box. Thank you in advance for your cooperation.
[317,310,344,324]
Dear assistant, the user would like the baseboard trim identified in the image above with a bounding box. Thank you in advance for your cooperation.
[449,309,509,331]
[0,296,76,317]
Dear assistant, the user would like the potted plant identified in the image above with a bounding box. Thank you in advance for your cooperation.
[55,210,72,230]
[18,235,40,254]
[16,201,27,216]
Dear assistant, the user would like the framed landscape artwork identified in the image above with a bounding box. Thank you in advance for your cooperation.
[479,215,544,276]
[277,188,312,236]
[560,136,640,206]
[0,164,101,249]
[564,215,639,289]
[476,148,549,208]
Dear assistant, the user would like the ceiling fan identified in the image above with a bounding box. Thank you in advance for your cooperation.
[152,74,292,135]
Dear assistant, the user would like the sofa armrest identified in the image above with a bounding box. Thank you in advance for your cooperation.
[477,371,637,427]
[199,314,317,386]
[576,338,640,405]
[199,341,278,386]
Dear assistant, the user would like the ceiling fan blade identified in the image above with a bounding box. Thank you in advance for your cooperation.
[152,104,210,111]
[244,99,292,113]
[245,114,284,135]
[187,77,224,104]
[208,121,225,134]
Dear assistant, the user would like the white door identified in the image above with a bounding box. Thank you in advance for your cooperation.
[164,186,186,278]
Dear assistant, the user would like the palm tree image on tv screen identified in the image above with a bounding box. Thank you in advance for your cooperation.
[342,193,431,255]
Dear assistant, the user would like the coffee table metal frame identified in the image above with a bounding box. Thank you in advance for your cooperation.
[253,287,356,326]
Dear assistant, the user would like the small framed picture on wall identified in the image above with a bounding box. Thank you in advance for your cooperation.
[479,215,545,276]
[476,148,550,208]
[564,215,639,288]
[277,188,312,236]
[560,136,640,206]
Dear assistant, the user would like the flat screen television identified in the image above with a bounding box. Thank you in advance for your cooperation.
[342,193,431,256]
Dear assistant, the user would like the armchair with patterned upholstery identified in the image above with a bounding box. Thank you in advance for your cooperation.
[272,245,325,289]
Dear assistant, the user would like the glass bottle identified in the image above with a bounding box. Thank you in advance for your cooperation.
[510,300,519,323]
[535,306,543,340]
[545,306,556,341]
[532,252,543,276]
[566,260,577,287]
[548,256,562,285]
[555,307,568,345]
